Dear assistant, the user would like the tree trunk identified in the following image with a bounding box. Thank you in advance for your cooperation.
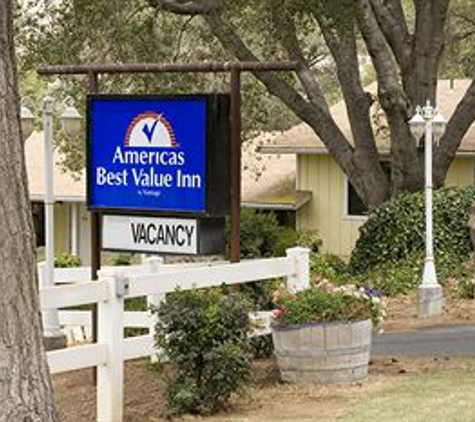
[0,1,59,421]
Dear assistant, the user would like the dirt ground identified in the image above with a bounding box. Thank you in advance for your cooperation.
[383,282,475,332]
[55,289,475,421]
[54,356,475,422]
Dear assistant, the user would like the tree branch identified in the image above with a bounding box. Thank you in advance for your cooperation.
[356,0,423,193]
[369,0,411,70]
[268,2,328,110]
[312,7,389,204]
[148,0,220,16]
[434,80,475,185]
[201,12,371,195]
[408,0,449,105]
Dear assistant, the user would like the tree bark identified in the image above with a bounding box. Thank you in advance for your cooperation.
[0,1,59,421]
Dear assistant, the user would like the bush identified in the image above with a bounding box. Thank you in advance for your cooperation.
[353,260,420,297]
[109,253,133,266]
[351,252,474,297]
[350,187,475,274]
[458,277,474,299]
[238,209,281,258]
[153,289,253,415]
[54,253,81,268]
[236,209,321,258]
[310,253,349,285]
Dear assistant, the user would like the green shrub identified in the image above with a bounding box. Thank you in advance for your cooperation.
[295,230,323,253]
[458,277,474,299]
[310,253,349,284]
[153,289,253,415]
[352,252,473,297]
[236,209,321,258]
[54,253,81,268]
[354,260,420,297]
[109,253,133,266]
[237,209,281,258]
[350,187,475,274]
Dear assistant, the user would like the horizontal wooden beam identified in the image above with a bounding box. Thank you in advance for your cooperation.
[37,61,298,76]
[40,281,108,309]
[126,257,294,298]
[47,343,107,374]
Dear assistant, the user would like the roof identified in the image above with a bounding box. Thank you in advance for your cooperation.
[25,131,86,202]
[259,79,475,156]
[25,130,308,210]
[241,132,310,210]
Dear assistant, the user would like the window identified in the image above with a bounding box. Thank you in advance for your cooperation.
[345,162,390,217]
[347,182,368,217]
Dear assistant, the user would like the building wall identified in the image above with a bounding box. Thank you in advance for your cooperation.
[297,155,475,258]
[54,203,69,254]
[49,202,91,265]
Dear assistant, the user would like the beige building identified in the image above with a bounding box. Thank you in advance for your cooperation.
[260,80,475,257]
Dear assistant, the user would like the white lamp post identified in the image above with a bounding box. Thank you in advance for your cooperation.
[409,100,446,318]
[21,97,83,349]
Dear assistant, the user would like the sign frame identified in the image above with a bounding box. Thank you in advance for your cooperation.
[101,214,225,256]
[86,93,230,218]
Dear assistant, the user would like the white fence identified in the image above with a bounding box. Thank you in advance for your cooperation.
[40,247,310,422]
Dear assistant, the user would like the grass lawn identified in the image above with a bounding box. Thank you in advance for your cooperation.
[334,362,475,422]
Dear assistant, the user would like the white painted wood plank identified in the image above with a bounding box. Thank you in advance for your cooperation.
[126,257,294,298]
[57,310,151,329]
[40,281,108,309]
[58,310,92,326]
[47,343,107,374]
[123,335,156,361]
[124,311,151,328]
[53,267,91,284]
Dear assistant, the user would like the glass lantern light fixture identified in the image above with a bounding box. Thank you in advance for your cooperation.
[60,104,83,139]
[20,104,35,141]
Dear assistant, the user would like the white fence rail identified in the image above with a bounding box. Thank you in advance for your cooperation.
[41,247,310,422]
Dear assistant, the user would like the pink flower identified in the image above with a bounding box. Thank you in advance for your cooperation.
[270,307,288,319]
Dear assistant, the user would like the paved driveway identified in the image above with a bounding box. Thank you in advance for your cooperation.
[372,324,475,357]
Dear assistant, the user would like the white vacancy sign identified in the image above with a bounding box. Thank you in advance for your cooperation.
[102,215,198,254]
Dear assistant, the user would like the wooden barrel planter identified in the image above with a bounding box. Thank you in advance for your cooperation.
[272,319,372,384]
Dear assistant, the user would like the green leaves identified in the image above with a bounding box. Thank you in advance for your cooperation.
[153,288,253,415]
[350,187,475,274]
[272,287,373,327]
[235,209,322,259]
[54,252,81,268]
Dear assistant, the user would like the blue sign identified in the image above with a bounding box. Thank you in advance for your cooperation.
[88,96,207,213]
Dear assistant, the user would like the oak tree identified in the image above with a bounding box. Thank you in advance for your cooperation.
[0,1,58,420]
[150,0,475,207]
[19,0,475,207]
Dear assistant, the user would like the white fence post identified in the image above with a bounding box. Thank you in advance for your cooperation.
[145,257,165,363]
[286,247,310,293]
[97,270,126,422]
